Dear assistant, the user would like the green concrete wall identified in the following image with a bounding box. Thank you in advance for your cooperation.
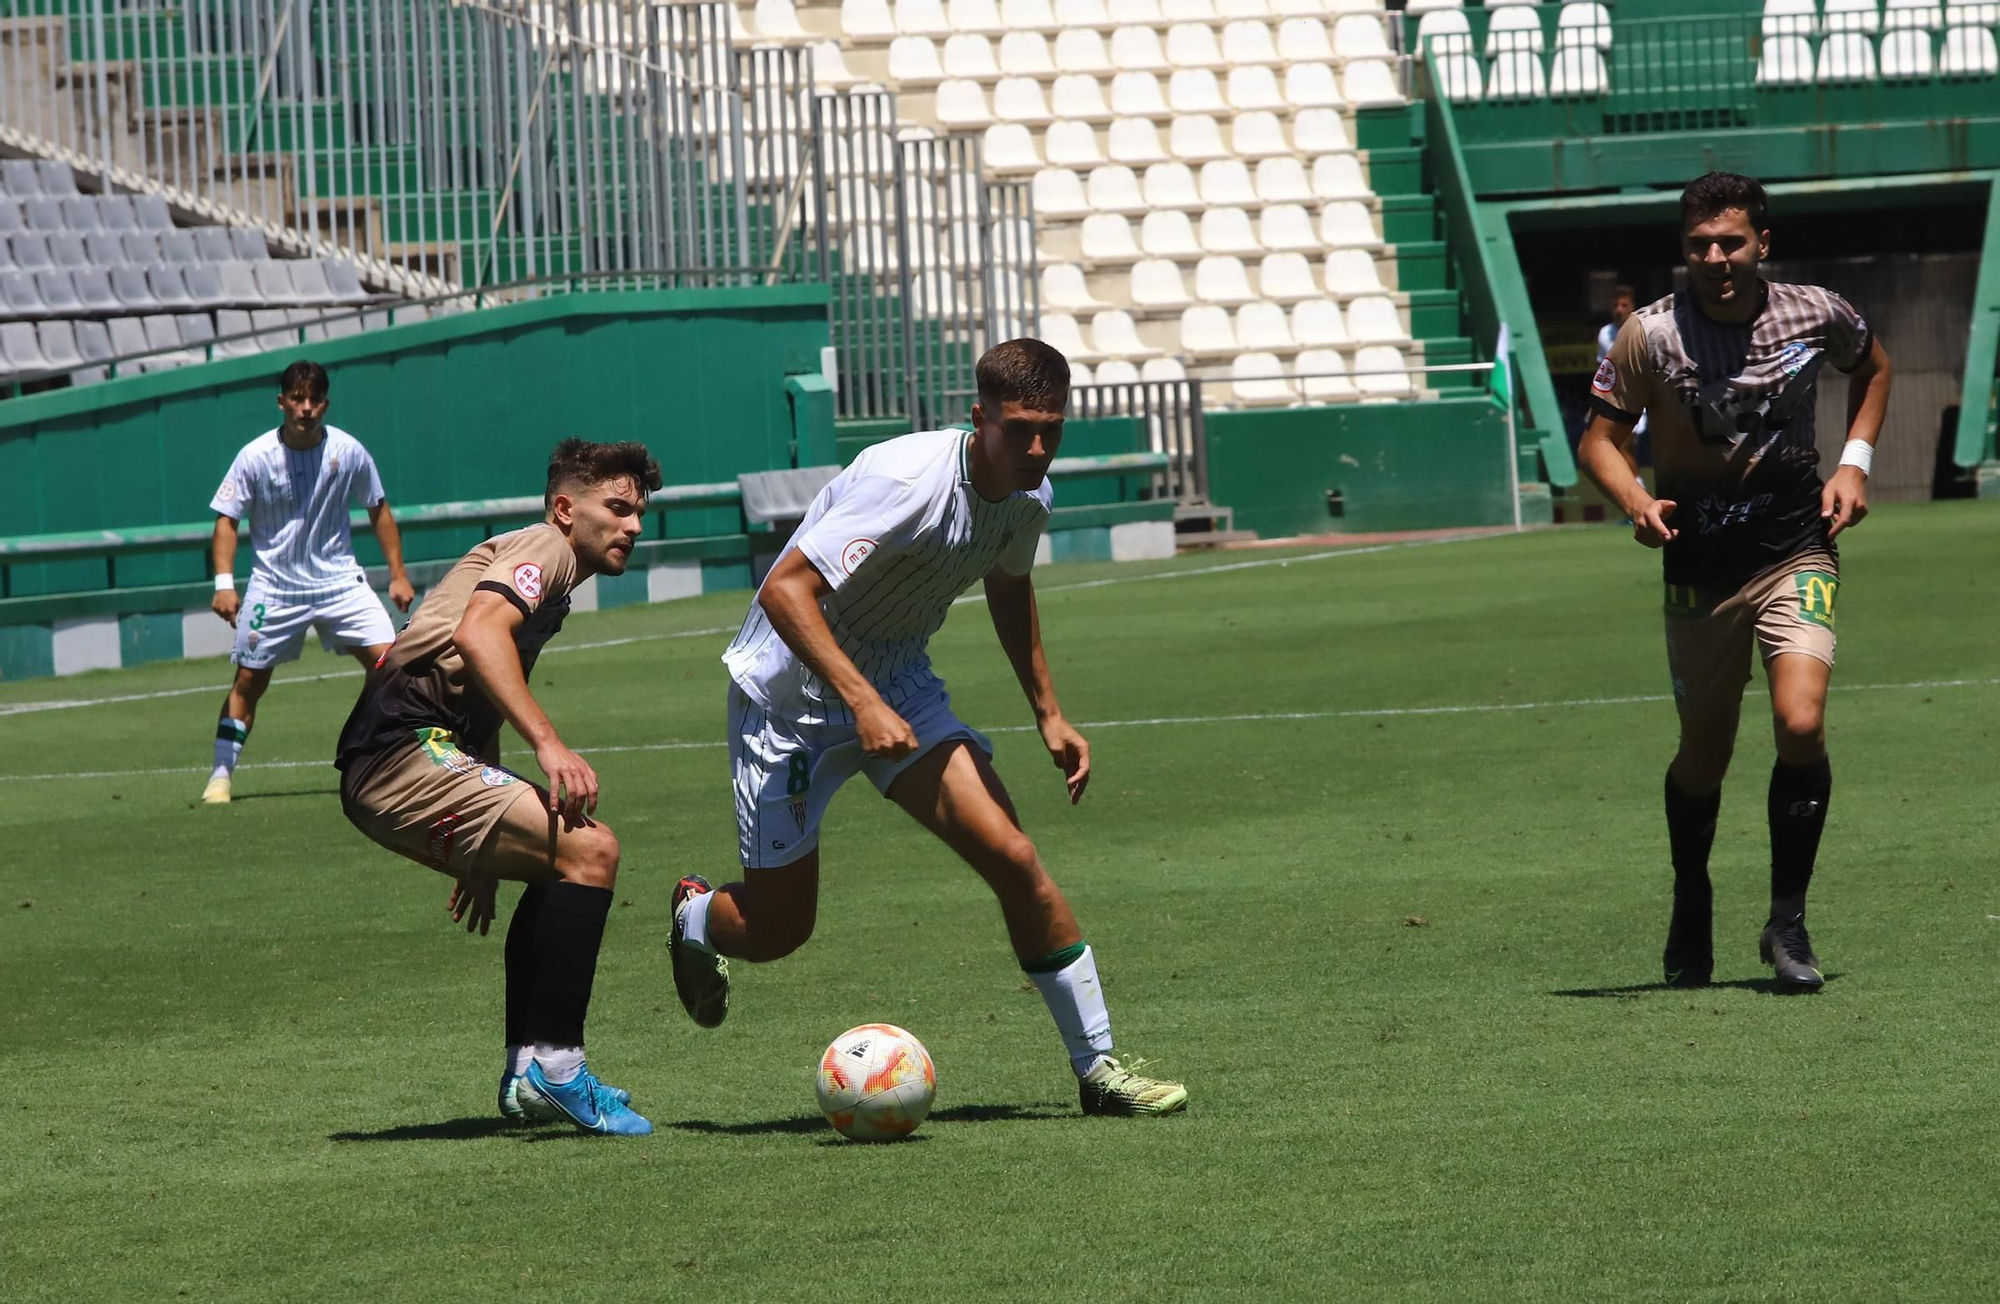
[0,285,832,598]
[1205,398,1518,537]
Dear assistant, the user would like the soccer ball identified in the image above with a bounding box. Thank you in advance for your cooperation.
[815,1023,937,1141]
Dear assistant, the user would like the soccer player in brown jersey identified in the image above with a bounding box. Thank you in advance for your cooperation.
[1576,172,1892,992]
[335,439,663,1132]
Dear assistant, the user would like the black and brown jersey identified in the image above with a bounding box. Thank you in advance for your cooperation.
[1590,280,1871,589]
[335,523,579,768]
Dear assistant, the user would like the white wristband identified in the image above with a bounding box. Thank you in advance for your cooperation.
[214,573,236,592]
[1837,440,1874,478]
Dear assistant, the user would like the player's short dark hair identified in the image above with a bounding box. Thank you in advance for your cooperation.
[1681,172,1768,232]
[976,338,1070,414]
[1612,283,1636,302]
[277,360,329,400]
[544,438,663,510]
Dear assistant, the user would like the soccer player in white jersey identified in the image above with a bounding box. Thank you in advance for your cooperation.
[668,339,1187,1117]
[200,361,415,804]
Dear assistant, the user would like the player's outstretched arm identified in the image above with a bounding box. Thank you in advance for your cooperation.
[1579,413,1677,548]
[984,568,1090,804]
[210,514,242,625]
[454,591,598,823]
[1824,337,1892,540]
[759,549,917,759]
[366,500,416,611]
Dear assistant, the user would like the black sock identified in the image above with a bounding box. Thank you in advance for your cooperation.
[1768,756,1832,919]
[503,883,549,1050]
[524,882,613,1050]
[1664,770,1721,910]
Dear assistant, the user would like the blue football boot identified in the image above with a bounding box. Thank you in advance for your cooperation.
[523,1061,653,1136]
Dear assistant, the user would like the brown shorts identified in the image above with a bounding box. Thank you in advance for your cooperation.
[1664,549,1839,718]
[340,727,534,875]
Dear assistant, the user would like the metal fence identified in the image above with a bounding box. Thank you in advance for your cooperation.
[0,0,757,295]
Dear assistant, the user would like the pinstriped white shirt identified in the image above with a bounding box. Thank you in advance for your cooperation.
[209,426,386,604]
[724,429,1052,726]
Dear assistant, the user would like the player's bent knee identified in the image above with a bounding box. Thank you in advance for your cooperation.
[1775,706,1824,749]
[556,823,621,888]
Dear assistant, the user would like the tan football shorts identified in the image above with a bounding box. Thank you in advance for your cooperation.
[340,727,536,875]
[1663,549,1839,718]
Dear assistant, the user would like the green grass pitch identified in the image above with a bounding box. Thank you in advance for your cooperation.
[3,503,1997,1301]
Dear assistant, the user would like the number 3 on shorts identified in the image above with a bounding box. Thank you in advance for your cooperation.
[249,602,267,632]
[785,752,810,796]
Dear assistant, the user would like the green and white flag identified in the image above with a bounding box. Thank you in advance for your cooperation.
[1489,323,1513,412]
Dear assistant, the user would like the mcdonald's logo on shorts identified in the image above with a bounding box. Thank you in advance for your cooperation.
[1794,571,1839,630]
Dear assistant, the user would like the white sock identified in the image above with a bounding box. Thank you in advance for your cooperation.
[533,1045,586,1084]
[504,1044,533,1077]
[212,718,248,778]
[680,887,715,951]
[1025,943,1113,1078]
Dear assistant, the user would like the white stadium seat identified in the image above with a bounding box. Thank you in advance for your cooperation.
[1817,31,1878,79]
[1142,355,1188,382]
[1180,303,1239,355]
[1940,24,2000,75]
[1089,164,1148,213]
[1417,10,1474,54]
[1091,309,1159,358]
[1196,254,1258,304]
[756,0,813,39]
[889,36,945,82]
[934,78,992,127]
[1040,311,1098,361]
[1257,252,1317,302]
[1044,262,1112,311]
[1141,208,1204,257]
[811,42,865,88]
[1034,167,1090,217]
[1881,28,1936,74]
[1550,46,1609,95]
[1235,300,1296,352]
[1347,295,1407,343]
[1292,108,1353,153]
[1167,23,1227,69]
[1296,348,1356,401]
[1344,60,1404,105]
[994,76,1054,122]
[1046,119,1106,168]
[1291,297,1349,348]
[1231,111,1291,158]
[1331,14,1392,58]
[1110,25,1169,71]
[1487,49,1549,98]
[1761,0,1818,37]
[948,0,1007,32]
[1230,352,1298,406]
[1164,0,1219,19]
[1822,0,1883,34]
[1223,19,1279,64]
[1053,74,1114,119]
[1055,28,1114,73]
[983,123,1042,171]
[943,34,1001,79]
[1311,153,1372,201]
[1055,0,1112,25]
[1259,202,1319,252]
[1227,64,1286,110]
[1130,258,1194,310]
[1108,116,1169,163]
[1170,68,1230,112]
[1353,344,1412,396]
[844,0,897,39]
[1144,162,1202,209]
[1434,52,1485,101]
[1111,70,1171,116]
[1109,0,1163,21]
[897,0,953,36]
[1001,30,1058,76]
[1320,201,1379,247]
[1884,0,1946,29]
[1200,205,1263,254]
[1757,34,1816,82]
[1485,0,1542,7]
[1255,156,1315,204]
[1002,0,1056,28]
[1091,359,1137,385]
[1275,17,1333,61]
[1407,0,1466,10]
[1556,2,1614,49]
[1199,160,1258,206]
[1171,114,1231,161]
[1285,62,1346,108]
[1082,212,1143,262]
[1486,7,1546,55]
[1946,0,2000,23]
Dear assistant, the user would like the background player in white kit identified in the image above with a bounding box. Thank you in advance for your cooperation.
[201,360,414,804]
[668,339,1186,1117]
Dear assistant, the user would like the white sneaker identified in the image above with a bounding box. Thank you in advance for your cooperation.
[200,774,232,805]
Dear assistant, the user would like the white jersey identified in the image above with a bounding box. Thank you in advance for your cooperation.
[209,426,387,604]
[724,428,1052,726]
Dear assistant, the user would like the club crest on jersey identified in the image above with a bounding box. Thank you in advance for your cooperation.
[1777,341,1816,377]
[216,478,241,506]
[789,795,809,833]
[840,538,877,573]
[479,767,517,788]
[512,563,544,600]
[1591,357,1617,393]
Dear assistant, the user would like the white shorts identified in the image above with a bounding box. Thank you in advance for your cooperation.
[728,681,992,870]
[233,574,395,670]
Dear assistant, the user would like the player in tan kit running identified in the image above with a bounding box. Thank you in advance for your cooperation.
[335,439,663,1132]
[1577,172,1892,993]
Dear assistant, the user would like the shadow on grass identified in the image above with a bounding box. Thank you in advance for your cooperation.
[666,1101,1068,1139]
[228,787,342,802]
[329,1117,517,1143]
[1551,974,1842,999]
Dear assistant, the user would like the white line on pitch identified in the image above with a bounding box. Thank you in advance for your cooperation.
[0,533,1495,720]
[2,674,1992,786]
